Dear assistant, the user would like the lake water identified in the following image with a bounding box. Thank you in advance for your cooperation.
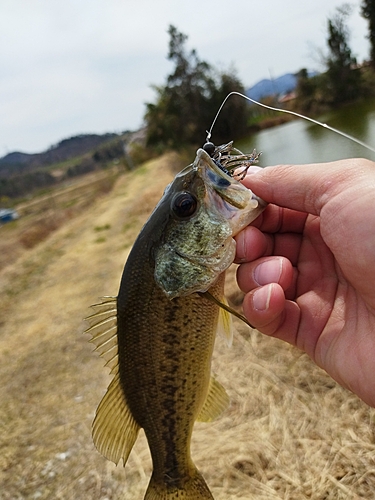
[237,98,375,166]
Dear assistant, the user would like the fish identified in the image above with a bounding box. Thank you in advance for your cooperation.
[85,142,267,499]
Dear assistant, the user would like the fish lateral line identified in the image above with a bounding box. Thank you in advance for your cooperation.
[206,91,375,155]
[198,290,254,329]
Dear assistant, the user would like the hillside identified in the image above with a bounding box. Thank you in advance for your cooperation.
[1,153,375,499]
[0,134,118,172]
[0,133,136,200]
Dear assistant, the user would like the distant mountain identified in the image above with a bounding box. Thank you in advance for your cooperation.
[0,132,131,199]
[0,133,119,176]
[0,152,32,165]
[246,73,298,102]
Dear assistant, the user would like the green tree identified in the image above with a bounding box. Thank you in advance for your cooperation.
[145,25,248,149]
[295,68,319,112]
[208,72,249,142]
[361,0,375,68]
[325,4,362,103]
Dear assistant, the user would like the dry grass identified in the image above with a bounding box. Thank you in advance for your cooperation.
[0,169,118,268]
[1,152,375,499]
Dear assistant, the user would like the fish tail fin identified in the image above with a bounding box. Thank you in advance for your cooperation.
[144,469,214,499]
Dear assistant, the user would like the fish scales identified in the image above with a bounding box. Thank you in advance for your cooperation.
[118,242,223,495]
[116,164,224,497]
[86,146,266,499]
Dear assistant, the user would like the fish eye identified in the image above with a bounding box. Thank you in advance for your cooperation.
[171,192,198,219]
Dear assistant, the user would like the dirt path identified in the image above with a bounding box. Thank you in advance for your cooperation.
[1,153,375,499]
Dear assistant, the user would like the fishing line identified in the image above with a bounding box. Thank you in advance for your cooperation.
[206,91,375,154]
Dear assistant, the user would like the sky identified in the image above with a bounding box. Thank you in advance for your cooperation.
[0,0,370,155]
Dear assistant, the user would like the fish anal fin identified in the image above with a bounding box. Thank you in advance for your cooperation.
[196,376,230,423]
[92,372,140,465]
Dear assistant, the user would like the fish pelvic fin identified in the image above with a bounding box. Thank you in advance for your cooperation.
[92,372,140,465]
[196,376,230,423]
[144,469,214,500]
[85,297,140,465]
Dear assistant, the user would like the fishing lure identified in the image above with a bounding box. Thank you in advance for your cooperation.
[202,140,261,180]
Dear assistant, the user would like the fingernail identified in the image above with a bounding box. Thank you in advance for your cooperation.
[254,260,282,285]
[244,166,262,176]
[253,285,272,311]
[235,231,246,263]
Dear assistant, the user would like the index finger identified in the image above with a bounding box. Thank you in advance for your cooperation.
[251,204,308,234]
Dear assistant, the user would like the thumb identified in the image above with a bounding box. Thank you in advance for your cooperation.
[241,160,366,215]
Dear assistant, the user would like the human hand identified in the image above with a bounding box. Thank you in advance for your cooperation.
[235,159,375,406]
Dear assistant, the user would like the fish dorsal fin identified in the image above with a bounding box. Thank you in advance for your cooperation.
[85,297,140,465]
[92,373,141,465]
[85,297,119,374]
[196,376,230,422]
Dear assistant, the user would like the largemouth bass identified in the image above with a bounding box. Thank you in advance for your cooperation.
[85,143,266,499]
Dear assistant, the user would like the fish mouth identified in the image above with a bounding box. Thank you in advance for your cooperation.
[194,148,266,223]
[193,149,233,187]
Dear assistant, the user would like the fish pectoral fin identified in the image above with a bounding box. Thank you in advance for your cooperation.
[217,296,233,347]
[196,376,230,422]
[85,296,119,374]
[93,372,140,466]
[198,291,233,346]
[198,290,254,332]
